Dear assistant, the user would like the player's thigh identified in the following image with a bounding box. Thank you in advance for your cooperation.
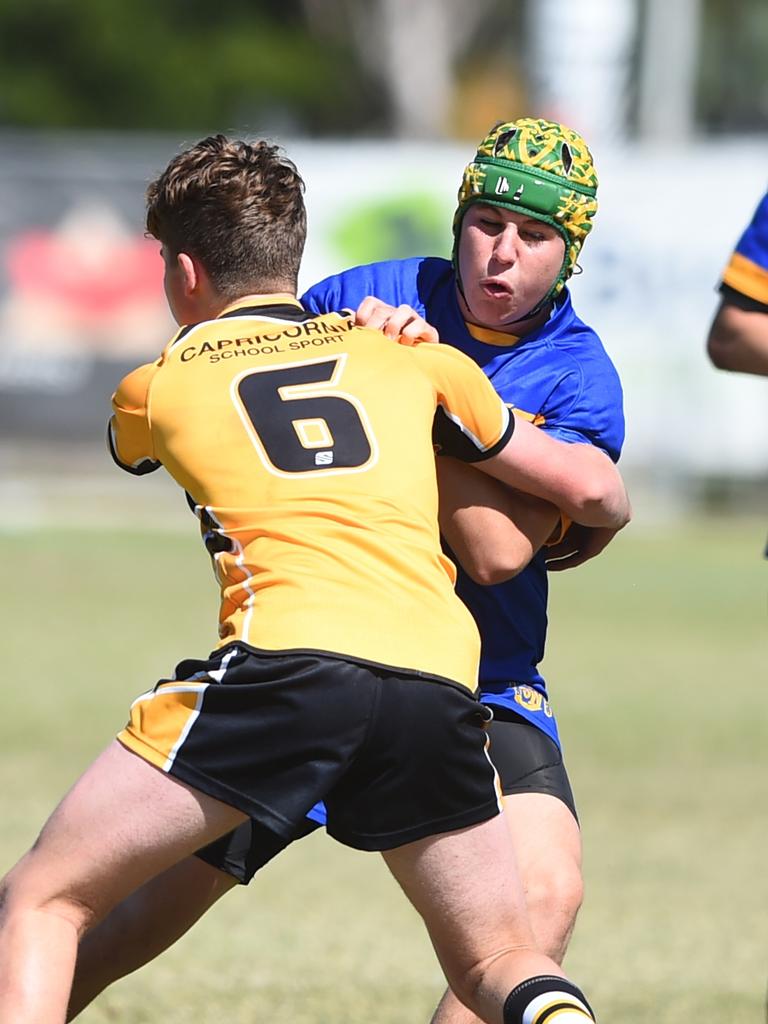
[381,814,534,973]
[503,791,581,887]
[5,740,246,925]
[486,716,581,882]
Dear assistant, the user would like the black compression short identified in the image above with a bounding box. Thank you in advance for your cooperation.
[485,710,577,820]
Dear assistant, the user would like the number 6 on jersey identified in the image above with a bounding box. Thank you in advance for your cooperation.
[231,355,379,476]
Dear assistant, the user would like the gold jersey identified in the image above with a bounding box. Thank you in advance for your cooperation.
[109,297,513,692]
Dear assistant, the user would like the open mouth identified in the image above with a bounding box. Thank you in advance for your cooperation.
[480,279,511,299]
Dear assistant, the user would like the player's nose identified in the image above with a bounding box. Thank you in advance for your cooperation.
[492,224,520,265]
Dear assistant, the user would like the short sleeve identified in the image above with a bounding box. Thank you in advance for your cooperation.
[107,361,161,475]
[537,365,624,463]
[719,192,768,305]
[413,344,514,461]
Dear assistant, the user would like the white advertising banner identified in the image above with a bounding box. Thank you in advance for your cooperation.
[0,132,765,478]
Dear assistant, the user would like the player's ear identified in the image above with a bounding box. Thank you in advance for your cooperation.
[177,252,199,296]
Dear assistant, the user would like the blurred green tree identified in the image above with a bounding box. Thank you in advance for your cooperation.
[2,0,766,138]
[697,0,768,132]
[0,0,386,133]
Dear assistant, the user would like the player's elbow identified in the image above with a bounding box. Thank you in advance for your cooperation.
[554,444,630,529]
[568,475,632,530]
[706,327,736,370]
[466,561,525,586]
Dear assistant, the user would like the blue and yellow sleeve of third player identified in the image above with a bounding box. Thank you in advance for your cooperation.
[721,191,768,305]
[722,252,768,306]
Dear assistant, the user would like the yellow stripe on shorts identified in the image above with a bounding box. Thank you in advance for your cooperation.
[117,682,209,772]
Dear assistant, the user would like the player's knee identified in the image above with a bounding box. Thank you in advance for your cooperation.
[524,859,583,958]
[44,893,101,938]
[0,872,97,940]
[534,859,583,916]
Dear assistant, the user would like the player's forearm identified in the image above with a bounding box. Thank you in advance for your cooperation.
[437,458,560,584]
[478,417,631,530]
[706,303,768,377]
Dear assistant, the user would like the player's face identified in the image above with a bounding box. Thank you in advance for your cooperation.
[456,205,566,331]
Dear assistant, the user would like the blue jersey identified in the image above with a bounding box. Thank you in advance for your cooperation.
[720,191,768,308]
[302,257,624,745]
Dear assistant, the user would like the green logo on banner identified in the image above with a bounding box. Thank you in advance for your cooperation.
[332,193,449,265]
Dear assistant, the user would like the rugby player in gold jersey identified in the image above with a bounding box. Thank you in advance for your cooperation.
[0,135,629,1024]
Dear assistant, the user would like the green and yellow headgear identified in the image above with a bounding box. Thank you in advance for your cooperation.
[452,118,598,307]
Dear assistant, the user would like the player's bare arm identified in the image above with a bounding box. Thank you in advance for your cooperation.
[706,298,768,376]
[481,416,631,530]
[437,457,560,585]
[354,299,629,530]
[355,296,439,345]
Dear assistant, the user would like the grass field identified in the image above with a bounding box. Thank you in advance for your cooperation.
[0,510,766,1023]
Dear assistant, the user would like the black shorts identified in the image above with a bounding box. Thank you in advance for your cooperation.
[123,644,501,858]
[196,706,576,885]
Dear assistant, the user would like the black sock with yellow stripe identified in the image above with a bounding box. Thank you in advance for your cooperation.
[503,975,595,1023]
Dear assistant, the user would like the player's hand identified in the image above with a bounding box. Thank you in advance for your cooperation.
[544,523,624,572]
[355,297,439,346]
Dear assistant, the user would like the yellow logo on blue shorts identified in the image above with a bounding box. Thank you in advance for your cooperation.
[512,684,553,718]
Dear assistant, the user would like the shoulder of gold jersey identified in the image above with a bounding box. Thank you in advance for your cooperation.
[409,340,495,384]
[112,360,161,413]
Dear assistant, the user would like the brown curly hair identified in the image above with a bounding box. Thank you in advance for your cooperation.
[146,134,307,300]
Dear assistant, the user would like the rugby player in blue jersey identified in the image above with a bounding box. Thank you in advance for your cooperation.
[706,190,768,559]
[302,117,624,1024]
[707,190,768,377]
[67,118,627,1021]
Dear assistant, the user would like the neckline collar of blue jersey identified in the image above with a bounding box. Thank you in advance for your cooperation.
[217,294,311,322]
[462,289,570,349]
